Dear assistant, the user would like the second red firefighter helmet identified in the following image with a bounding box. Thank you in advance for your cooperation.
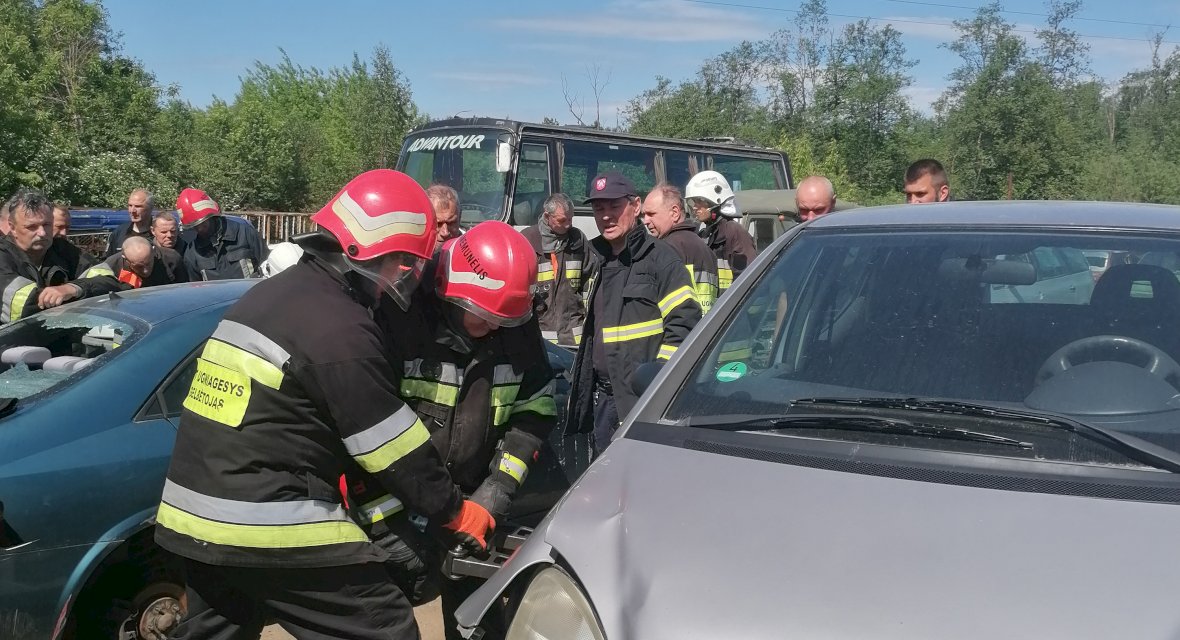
[311,169,437,310]
[436,221,537,327]
[176,188,222,228]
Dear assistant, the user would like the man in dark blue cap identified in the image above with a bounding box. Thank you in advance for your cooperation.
[564,171,703,455]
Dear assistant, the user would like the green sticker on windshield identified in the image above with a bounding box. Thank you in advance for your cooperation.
[716,362,748,382]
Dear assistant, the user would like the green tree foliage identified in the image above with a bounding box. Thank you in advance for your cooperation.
[0,0,421,212]
[624,0,1180,206]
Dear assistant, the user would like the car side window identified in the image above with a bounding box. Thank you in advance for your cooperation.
[137,350,199,422]
[1033,247,1066,279]
[1059,248,1091,275]
[160,356,199,417]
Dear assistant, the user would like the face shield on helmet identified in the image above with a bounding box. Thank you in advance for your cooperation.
[345,251,428,312]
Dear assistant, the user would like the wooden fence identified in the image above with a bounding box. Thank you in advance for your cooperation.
[235,211,317,245]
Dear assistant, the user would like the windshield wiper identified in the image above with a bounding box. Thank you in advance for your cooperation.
[684,413,1033,449]
[793,397,1180,474]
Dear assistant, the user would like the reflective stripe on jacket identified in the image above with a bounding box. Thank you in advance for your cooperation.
[701,217,757,295]
[155,258,462,568]
[566,224,702,434]
[521,224,597,348]
[350,292,558,529]
[661,221,720,314]
[0,237,59,324]
[79,246,189,295]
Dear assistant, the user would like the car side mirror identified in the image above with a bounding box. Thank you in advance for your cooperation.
[631,361,665,397]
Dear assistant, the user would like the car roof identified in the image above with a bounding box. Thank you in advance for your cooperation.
[66,280,257,325]
[805,200,1180,232]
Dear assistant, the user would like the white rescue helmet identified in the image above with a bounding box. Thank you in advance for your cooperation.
[685,170,740,219]
[260,242,305,277]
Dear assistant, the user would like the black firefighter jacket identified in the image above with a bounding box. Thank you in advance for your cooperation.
[520,223,597,348]
[662,220,720,314]
[79,246,189,295]
[700,216,757,295]
[182,216,270,281]
[0,237,104,324]
[348,288,558,530]
[155,258,464,568]
[567,224,702,435]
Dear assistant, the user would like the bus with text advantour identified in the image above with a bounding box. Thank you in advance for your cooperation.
[395,117,793,238]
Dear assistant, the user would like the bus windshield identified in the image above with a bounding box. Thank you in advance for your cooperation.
[399,128,509,226]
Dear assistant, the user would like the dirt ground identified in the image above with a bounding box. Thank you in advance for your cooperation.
[259,599,444,640]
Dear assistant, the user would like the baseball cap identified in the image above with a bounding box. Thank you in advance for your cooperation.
[583,171,638,203]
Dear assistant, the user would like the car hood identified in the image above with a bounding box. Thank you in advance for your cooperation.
[545,437,1180,639]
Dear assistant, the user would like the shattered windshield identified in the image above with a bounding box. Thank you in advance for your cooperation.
[0,308,145,401]
[667,228,1180,458]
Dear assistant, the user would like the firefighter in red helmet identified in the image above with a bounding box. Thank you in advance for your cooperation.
[349,220,555,639]
[175,187,269,280]
[156,170,494,640]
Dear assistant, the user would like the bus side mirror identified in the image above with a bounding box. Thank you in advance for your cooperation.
[495,141,512,173]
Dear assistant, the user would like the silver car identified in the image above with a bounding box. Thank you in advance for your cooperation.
[458,201,1180,640]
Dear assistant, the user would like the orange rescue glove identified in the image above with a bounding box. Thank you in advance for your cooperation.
[444,499,496,555]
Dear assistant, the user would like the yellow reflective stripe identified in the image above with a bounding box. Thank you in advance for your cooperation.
[685,264,694,282]
[564,269,581,280]
[359,494,404,524]
[352,419,431,473]
[6,281,36,323]
[658,285,697,318]
[401,378,459,406]
[201,339,284,389]
[573,332,582,345]
[602,318,663,343]
[498,452,529,484]
[512,394,557,417]
[157,502,369,549]
[718,268,734,292]
[83,264,116,278]
[491,383,521,426]
[657,344,678,360]
[537,270,556,282]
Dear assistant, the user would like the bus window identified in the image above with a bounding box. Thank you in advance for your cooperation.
[561,139,658,202]
[664,151,700,191]
[710,154,782,190]
[511,143,552,226]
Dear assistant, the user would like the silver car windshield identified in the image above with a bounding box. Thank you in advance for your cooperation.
[0,308,144,400]
[667,229,1180,455]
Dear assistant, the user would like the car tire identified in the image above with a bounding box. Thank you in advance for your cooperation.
[71,560,185,640]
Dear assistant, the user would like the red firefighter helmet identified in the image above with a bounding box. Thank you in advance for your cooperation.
[311,169,437,310]
[175,188,221,228]
[436,221,537,327]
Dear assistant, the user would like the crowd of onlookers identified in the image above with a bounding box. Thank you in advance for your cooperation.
[0,186,269,325]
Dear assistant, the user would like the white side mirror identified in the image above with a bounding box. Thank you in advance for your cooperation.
[495,141,513,173]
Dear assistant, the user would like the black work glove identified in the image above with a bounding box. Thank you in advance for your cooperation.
[470,476,514,525]
[370,520,441,605]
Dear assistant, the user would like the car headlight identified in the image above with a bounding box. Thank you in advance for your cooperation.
[506,566,605,640]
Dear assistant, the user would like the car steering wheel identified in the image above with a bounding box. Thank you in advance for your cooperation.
[1036,335,1180,385]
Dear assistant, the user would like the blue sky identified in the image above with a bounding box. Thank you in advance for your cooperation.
[107,0,1180,123]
